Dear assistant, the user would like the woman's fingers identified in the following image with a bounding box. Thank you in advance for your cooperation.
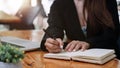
[46,38,59,45]
[73,43,82,51]
[65,40,90,52]
[65,41,79,52]
[80,42,90,51]
[56,38,64,48]
[45,38,63,53]
[45,38,90,53]
[45,42,59,50]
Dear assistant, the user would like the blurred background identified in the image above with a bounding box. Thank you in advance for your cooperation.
[0,0,50,31]
[0,0,119,31]
[117,0,120,21]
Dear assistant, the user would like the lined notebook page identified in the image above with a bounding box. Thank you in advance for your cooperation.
[71,49,115,60]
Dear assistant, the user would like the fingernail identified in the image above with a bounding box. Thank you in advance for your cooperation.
[60,45,63,49]
[73,49,76,52]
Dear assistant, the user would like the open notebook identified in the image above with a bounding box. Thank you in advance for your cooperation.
[44,48,116,64]
[0,36,40,51]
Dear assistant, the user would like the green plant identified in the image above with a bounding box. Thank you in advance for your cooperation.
[0,43,24,63]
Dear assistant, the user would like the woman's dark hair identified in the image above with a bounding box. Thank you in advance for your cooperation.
[83,0,114,34]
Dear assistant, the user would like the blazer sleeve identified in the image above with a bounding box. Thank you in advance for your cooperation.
[106,0,120,35]
[40,0,65,51]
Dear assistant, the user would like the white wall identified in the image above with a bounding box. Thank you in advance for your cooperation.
[41,0,54,16]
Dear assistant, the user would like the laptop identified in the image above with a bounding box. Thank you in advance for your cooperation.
[0,36,41,51]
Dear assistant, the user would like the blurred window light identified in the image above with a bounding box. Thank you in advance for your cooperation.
[0,0,23,15]
[41,0,55,16]
[31,0,37,7]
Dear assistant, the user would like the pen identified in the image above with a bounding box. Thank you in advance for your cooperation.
[43,29,64,51]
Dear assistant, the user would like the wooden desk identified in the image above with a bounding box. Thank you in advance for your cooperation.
[0,11,21,24]
[0,30,119,68]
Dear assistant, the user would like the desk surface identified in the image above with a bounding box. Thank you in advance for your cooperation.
[0,30,119,68]
[0,11,21,24]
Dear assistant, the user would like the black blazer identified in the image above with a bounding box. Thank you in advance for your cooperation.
[41,0,120,59]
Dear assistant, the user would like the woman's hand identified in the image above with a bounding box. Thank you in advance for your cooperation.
[45,38,63,53]
[65,40,90,52]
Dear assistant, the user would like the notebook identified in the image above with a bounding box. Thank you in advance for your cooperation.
[44,48,116,64]
[0,36,41,51]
